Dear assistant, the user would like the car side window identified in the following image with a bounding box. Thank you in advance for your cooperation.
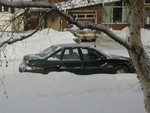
[81,48,103,60]
[48,50,62,60]
[80,48,89,60]
[63,48,80,60]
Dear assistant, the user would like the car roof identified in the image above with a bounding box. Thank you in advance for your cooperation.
[54,43,91,48]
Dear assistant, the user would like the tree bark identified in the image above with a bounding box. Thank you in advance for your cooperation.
[127,0,150,112]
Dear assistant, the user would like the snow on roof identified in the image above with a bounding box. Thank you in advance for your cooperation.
[29,0,121,11]
[60,0,121,10]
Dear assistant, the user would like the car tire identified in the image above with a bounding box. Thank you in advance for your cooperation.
[43,67,59,74]
[112,66,128,74]
[19,68,22,73]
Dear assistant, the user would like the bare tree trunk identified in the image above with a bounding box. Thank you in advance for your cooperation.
[127,0,150,112]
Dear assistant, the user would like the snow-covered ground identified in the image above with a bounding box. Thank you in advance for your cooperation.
[0,28,149,113]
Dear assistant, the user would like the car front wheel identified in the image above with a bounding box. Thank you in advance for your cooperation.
[112,66,128,74]
[43,67,59,74]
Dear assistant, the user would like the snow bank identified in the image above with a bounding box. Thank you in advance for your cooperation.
[3,70,141,99]
[2,29,77,60]
[117,27,150,46]
[0,28,147,113]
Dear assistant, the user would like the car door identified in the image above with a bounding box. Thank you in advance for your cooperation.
[60,47,85,74]
[80,48,110,74]
[44,49,63,70]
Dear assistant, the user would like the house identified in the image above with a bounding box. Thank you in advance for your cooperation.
[0,6,24,32]
[62,0,150,30]
[26,0,130,31]
[62,0,129,30]
[0,0,150,32]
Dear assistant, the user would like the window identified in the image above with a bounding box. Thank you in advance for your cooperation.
[49,50,62,60]
[11,8,15,14]
[103,1,122,6]
[78,14,85,18]
[0,5,2,12]
[102,1,128,23]
[113,8,122,23]
[76,14,96,19]
[86,14,95,18]
[145,0,150,4]
[81,48,103,60]
[4,6,8,12]
[63,48,80,60]
[0,6,15,13]
[144,7,150,28]
[39,46,57,57]
[68,10,96,20]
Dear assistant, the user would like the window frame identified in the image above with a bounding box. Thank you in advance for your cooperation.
[145,0,150,4]
[62,48,81,61]
[68,10,97,20]
[48,49,62,61]
[102,2,128,24]
[144,6,150,28]
[80,48,106,61]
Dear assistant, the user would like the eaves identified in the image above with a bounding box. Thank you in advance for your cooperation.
[61,0,121,10]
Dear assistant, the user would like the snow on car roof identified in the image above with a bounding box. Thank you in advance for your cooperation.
[54,43,91,48]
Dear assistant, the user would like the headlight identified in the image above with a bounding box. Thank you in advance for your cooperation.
[26,60,32,66]
[27,61,34,68]
[26,60,29,64]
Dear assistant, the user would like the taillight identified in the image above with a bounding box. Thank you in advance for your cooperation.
[79,31,85,34]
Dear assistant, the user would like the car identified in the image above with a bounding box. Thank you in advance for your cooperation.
[64,24,80,34]
[75,29,100,42]
[64,25,100,41]
[19,43,135,75]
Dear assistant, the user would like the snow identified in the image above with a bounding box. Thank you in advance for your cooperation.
[117,27,150,45]
[0,27,149,113]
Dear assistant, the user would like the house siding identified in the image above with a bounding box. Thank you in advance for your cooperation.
[62,3,129,30]
[27,0,150,31]
[62,4,102,30]
[28,0,130,31]
[1,0,150,32]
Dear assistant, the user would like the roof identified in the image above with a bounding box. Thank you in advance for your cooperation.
[30,0,121,12]
[61,0,121,10]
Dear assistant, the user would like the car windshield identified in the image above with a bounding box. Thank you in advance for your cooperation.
[95,48,109,58]
[38,46,60,58]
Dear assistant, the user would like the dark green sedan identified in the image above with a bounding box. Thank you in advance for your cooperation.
[19,43,135,75]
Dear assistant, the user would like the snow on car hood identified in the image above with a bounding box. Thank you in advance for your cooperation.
[108,54,130,60]
[24,54,44,61]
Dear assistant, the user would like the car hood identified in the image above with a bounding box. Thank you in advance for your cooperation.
[108,55,130,60]
[24,54,44,61]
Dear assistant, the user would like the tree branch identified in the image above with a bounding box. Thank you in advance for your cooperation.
[0,0,131,49]
[0,0,52,8]
[0,9,53,47]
